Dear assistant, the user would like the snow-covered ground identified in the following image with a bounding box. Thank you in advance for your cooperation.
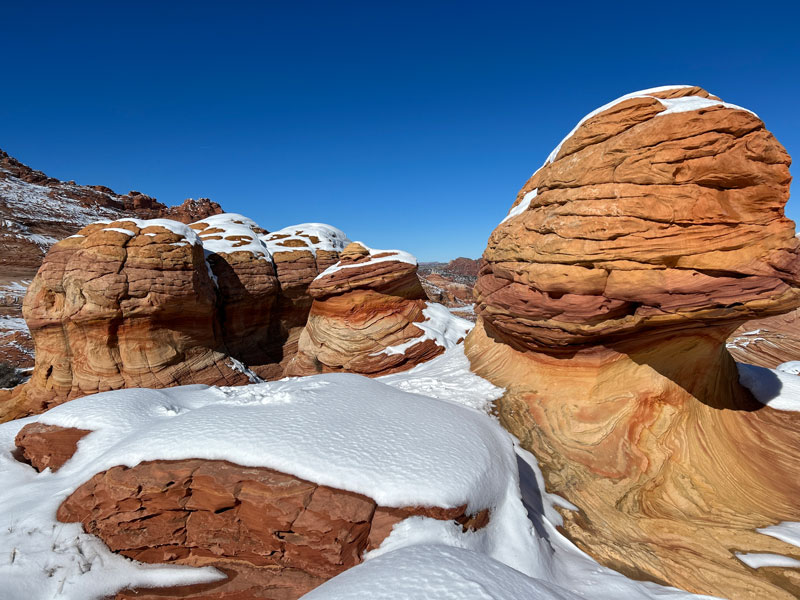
[0,335,738,600]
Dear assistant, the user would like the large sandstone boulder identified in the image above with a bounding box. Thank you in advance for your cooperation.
[286,243,450,376]
[8,218,250,419]
[0,218,364,419]
[466,86,800,599]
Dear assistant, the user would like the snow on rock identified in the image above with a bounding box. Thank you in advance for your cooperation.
[262,223,351,257]
[544,84,755,165]
[99,217,202,246]
[757,522,800,549]
[315,242,416,280]
[378,344,502,412]
[736,553,800,569]
[0,345,716,600]
[776,360,800,375]
[191,213,271,259]
[500,188,537,224]
[737,362,800,411]
[378,302,472,357]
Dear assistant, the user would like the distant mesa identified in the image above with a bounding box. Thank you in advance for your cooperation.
[466,85,800,599]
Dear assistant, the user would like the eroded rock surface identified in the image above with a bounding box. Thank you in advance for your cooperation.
[0,148,222,371]
[466,86,800,599]
[727,307,800,368]
[57,458,487,599]
[14,422,90,472]
[287,243,442,376]
[3,219,250,421]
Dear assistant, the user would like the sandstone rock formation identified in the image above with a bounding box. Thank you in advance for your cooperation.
[418,258,478,321]
[0,148,222,371]
[3,218,251,421]
[286,243,447,376]
[260,224,352,377]
[0,218,366,419]
[55,458,487,599]
[466,85,800,599]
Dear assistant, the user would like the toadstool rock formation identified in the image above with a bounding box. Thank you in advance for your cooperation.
[466,86,800,599]
[286,243,454,376]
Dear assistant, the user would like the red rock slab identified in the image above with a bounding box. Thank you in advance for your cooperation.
[55,459,489,600]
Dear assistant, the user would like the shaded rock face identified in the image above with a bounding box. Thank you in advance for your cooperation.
[56,458,488,600]
[191,215,281,375]
[466,86,800,599]
[287,243,441,376]
[14,422,90,472]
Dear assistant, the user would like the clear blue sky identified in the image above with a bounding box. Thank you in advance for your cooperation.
[1,1,798,261]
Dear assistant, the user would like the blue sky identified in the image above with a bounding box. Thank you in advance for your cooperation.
[1,1,798,261]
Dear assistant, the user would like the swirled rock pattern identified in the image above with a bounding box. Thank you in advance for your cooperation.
[287,243,443,376]
[56,458,488,600]
[466,86,800,599]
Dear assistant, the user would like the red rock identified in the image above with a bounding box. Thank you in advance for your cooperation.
[14,422,90,471]
[56,458,488,600]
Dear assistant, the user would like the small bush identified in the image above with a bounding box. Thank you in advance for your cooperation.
[0,362,23,388]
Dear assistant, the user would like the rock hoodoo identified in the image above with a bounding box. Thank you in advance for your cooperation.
[466,86,800,599]
[287,243,450,376]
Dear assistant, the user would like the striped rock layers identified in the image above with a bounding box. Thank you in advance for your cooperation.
[286,243,445,376]
[466,86,800,599]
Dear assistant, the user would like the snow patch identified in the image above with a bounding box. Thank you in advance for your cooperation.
[736,553,800,569]
[194,213,271,260]
[262,223,350,257]
[501,189,537,224]
[377,303,473,357]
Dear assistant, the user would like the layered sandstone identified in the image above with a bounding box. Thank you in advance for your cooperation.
[3,219,251,421]
[14,422,90,472]
[467,86,800,599]
[191,214,281,376]
[0,148,222,371]
[286,243,443,376]
[1,219,357,420]
[56,458,487,599]
[727,307,800,368]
